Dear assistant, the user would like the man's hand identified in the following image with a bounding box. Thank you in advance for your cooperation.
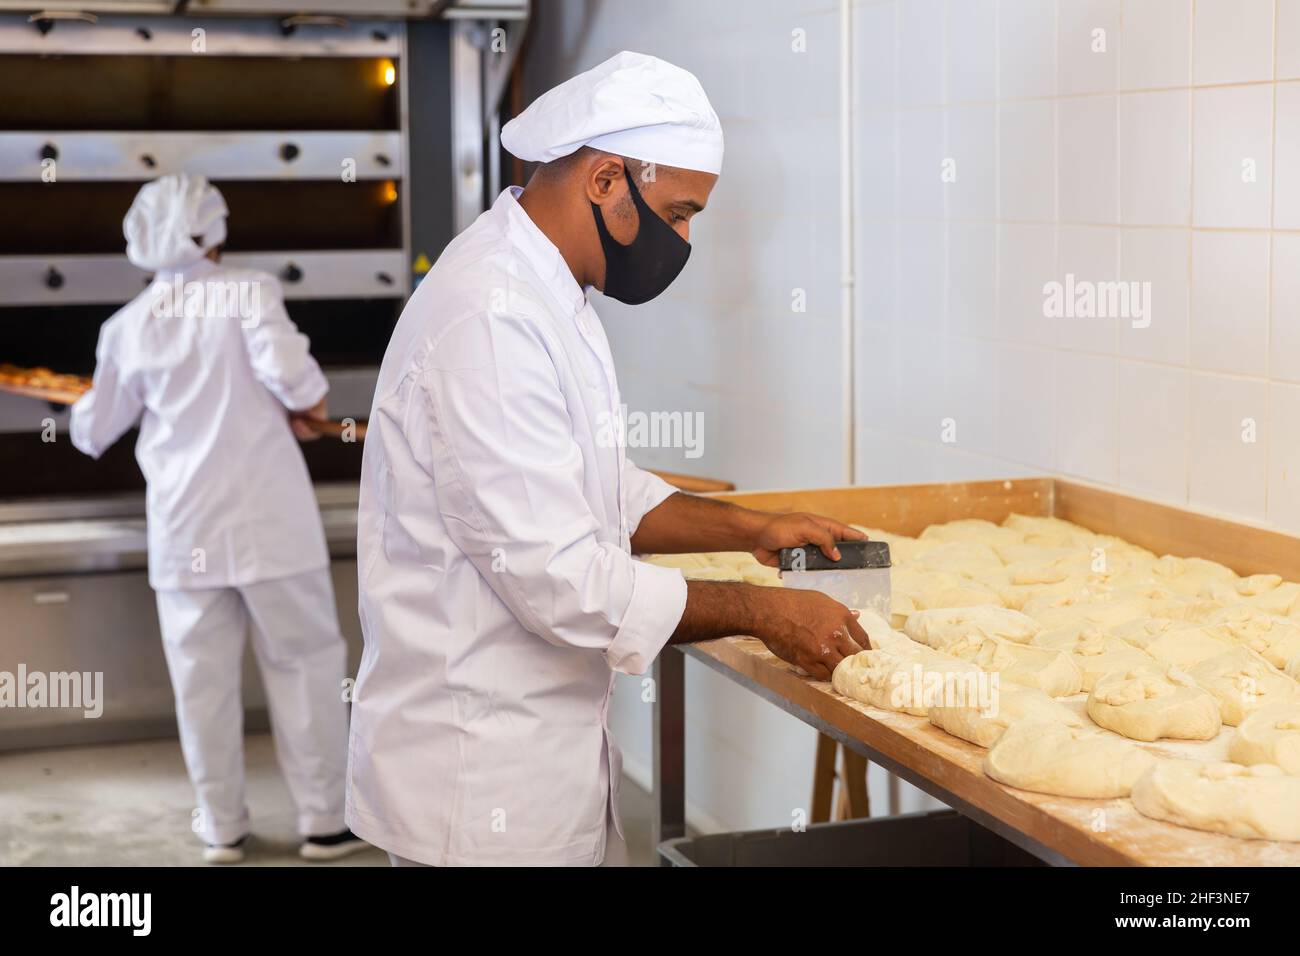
[754,588,870,680]
[290,398,328,441]
[668,580,874,681]
[752,513,868,567]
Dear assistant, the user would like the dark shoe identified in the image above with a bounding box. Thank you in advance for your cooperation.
[300,828,369,861]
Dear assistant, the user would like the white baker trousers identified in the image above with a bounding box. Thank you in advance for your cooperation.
[154,567,349,845]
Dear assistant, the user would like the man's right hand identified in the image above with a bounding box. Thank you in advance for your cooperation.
[668,580,873,681]
[751,588,871,681]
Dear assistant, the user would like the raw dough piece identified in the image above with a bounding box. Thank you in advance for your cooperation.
[857,610,942,659]
[983,717,1156,798]
[910,540,1005,576]
[1188,647,1300,726]
[1243,581,1300,617]
[918,519,1024,549]
[1112,619,1234,669]
[1199,606,1300,670]
[1131,760,1300,842]
[1086,664,1221,742]
[890,567,1006,625]
[831,649,980,717]
[1229,704,1300,775]
[1019,589,1150,631]
[941,634,1084,697]
[1032,622,1153,691]
[928,681,1083,748]
[1149,554,1238,597]
[904,605,1041,647]
[1000,513,1097,549]
[998,572,1104,611]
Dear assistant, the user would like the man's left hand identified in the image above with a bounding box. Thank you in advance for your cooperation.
[752,513,868,567]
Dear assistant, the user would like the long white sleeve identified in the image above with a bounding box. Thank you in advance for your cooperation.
[70,322,144,459]
[421,309,686,676]
[240,273,329,412]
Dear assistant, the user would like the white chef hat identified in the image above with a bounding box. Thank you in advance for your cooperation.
[501,51,723,175]
[124,173,228,271]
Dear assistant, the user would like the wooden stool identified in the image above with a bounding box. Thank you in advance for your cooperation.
[811,733,870,822]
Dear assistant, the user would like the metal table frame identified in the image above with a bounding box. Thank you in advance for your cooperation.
[650,644,1075,867]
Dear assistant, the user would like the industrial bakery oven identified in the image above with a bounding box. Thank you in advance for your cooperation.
[0,1,528,749]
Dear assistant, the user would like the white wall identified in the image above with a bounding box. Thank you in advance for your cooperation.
[857,0,1300,529]
[527,0,1300,835]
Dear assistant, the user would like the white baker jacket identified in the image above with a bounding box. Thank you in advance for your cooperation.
[70,260,330,590]
[345,186,689,866]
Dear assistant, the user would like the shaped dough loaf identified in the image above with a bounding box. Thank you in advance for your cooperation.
[928,680,1083,748]
[1086,663,1221,742]
[1229,704,1300,775]
[984,717,1156,798]
[1032,622,1153,691]
[1187,647,1300,726]
[857,610,943,659]
[1199,607,1300,670]
[1111,619,1234,669]
[1131,760,1300,842]
[831,649,980,717]
[904,605,1042,647]
[939,633,1083,698]
[1019,589,1151,631]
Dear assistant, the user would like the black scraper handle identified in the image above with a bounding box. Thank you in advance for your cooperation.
[777,540,891,572]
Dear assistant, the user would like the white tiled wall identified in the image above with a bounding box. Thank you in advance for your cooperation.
[526,0,1300,838]
[856,0,1300,540]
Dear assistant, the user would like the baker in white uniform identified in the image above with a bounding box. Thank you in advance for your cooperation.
[71,174,367,864]
[347,52,871,867]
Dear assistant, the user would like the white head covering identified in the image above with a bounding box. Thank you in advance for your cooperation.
[501,51,723,175]
[124,173,229,271]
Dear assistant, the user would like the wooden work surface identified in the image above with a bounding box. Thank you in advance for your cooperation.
[691,477,1300,867]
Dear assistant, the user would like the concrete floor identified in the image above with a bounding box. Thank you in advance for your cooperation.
[0,733,659,867]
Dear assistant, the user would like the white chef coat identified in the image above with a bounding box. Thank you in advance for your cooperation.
[346,186,689,866]
[70,260,330,590]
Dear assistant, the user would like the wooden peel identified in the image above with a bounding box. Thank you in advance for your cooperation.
[0,382,90,406]
[0,365,92,406]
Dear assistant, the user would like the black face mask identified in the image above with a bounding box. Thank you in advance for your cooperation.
[590,167,691,305]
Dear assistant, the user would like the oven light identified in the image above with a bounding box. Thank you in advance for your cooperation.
[381,60,396,86]
[381,181,398,204]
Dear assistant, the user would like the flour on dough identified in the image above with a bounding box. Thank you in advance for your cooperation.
[1031,622,1153,691]
[904,605,1042,647]
[1019,590,1152,631]
[1131,760,1300,842]
[983,717,1156,798]
[1188,646,1300,726]
[856,609,942,659]
[831,649,981,717]
[1229,704,1300,775]
[1086,663,1221,742]
[928,680,1083,748]
[1198,606,1300,670]
[939,633,1083,698]
[1111,619,1234,669]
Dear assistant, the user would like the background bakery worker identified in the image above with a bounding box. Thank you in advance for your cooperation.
[69,173,367,864]
[346,51,871,868]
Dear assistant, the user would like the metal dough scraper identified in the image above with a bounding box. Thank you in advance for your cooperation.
[777,540,892,618]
